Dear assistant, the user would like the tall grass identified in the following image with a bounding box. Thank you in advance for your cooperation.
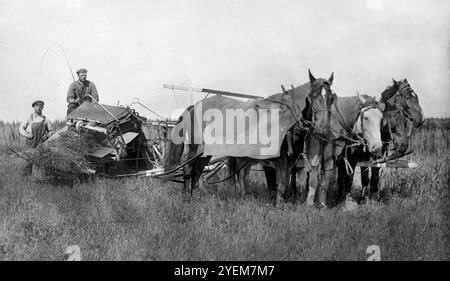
[410,119,449,156]
[0,118,448,260]
[0,120,66,152]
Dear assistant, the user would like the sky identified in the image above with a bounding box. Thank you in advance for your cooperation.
[0,0,448,121]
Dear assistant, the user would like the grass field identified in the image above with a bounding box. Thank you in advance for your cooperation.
[0,119,448,260]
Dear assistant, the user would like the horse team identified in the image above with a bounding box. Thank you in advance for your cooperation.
[163,70,424,207]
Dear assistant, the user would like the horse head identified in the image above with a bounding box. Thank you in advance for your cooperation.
[382,79,424,127]
[353,94,384,155]
[307,69,337,136]
[377,78,422,155]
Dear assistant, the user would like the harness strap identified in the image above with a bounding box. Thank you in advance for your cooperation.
[154,152,203,178]
[343,154,354,175]
[287,130,294,156]
[203,159,227,182]
[301,152,312,172]
[205,160,249,185]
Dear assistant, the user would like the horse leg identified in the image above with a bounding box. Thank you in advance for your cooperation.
[226,157,237,188]
[275,156,289,205]
[236,159,251,198]
[264,167,277,204]
[370,167,381,200]
[306,167,319,206]
[318,169,329,208]
[281,165,296,203]
[318,143,335,208]
[183,166,191,195]
[287,167,297,203]
[361,166,370,198]
[241,164,251,197]
[296,167,308,204]
[182,150,194,194]
[336,158,347,204]
[191,156,211,194]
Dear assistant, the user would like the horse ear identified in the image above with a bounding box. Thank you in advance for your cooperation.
[328,72,334,85]
[357,92,366,105]
[392,78,398,85]
[309,69,316,83]
[404,78,408,83]
[290,84,296,97]
[280,85,287,96]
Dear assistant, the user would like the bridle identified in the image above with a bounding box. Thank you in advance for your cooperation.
[392,82,420,124]
[380,83,418,152]
[272,82,334,135]
[357,104,381,141]
[307,81,334,134]
[381,81,420,147]
[331,98,381,149]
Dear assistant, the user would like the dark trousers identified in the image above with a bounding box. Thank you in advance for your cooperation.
[67,103,79,115]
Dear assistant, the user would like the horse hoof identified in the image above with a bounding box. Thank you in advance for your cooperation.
[276,195,285,205]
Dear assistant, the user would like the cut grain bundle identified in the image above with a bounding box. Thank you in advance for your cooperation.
[23,128,101,184]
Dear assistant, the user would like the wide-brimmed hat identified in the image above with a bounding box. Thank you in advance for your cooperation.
[32,100,45,107]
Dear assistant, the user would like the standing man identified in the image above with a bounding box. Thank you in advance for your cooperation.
[19,100,53,148]
[66,68,99,115]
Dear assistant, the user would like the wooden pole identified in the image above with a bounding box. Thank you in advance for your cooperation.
[357,160,418,168]
[163,84,263,99]
[187,80,194,105]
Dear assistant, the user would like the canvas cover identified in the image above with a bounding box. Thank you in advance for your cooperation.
[172,82,310,159]
[66,102,132,125]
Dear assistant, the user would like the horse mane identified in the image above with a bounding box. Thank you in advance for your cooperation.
[361,94,379,107]
[332,94,378,132]
[302,97,312,121]
[380,83,398,103]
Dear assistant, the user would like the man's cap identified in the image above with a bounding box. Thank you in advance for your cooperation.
[76,68,88,74]
[32,100,45,107]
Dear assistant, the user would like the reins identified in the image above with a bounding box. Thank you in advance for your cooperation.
[204,159,250,185]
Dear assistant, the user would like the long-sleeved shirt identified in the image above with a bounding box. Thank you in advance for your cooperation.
[19,113,52,137]
[67,80,99,104]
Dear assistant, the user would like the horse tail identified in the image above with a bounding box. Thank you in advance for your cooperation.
[163,105,195,172]
[162,104,197,183]
[163,136,185,172]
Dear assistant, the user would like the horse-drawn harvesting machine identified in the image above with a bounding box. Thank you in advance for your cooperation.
[22,85,259,183]
[21,82,417,185]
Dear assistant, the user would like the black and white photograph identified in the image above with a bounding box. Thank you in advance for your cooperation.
[0,0,448,266]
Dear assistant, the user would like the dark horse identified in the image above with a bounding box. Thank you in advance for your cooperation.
[231,71,337,204]
[337,79,424,203]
